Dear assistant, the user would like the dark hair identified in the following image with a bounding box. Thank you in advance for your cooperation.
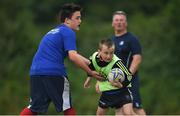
[99,39,115,50]
[59,3,82,23]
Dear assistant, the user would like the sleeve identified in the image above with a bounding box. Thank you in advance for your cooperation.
[62,28,77,51]
[113,60,132,87]
[87,57,95,76]
[113,60,132,74]
[112,60,121,69]
[130,36,142,55]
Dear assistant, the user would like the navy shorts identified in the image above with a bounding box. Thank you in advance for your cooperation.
[129,74,143,108]
[28,76,72,113]
[98,88,133,109]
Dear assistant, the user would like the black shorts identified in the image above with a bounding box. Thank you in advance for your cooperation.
[98,88,133,109]
[129,75,143,108]
[28,76,72,113]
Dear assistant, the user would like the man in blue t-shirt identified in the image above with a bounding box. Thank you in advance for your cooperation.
[111,11,146,115]
[20,3,104,115]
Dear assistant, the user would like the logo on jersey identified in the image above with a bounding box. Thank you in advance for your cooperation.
[119,41,124,46]
[47,28,59,34]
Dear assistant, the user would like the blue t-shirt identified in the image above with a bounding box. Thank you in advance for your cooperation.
[112,32,142,75]
[30,24,77,77]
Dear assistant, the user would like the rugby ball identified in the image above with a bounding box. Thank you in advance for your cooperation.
[107,68,125,82]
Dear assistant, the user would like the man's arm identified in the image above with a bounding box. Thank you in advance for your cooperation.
[129,54,142,75]
[75,52,91,65]
[68,50,104,81]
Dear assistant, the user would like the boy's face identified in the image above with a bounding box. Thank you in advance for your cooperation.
[98,45,115,62]
[67,11,81,31]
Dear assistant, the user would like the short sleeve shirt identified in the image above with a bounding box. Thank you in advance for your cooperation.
[112,32,142,68]
[30,24,77,77]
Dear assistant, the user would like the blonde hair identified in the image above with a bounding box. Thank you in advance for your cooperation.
[113,11,127,17]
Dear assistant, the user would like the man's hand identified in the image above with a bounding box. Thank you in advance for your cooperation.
[89,71,105,81]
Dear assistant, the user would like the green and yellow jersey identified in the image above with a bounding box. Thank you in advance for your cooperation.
[89,52,132,92]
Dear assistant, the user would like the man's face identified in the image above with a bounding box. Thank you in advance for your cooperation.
[112,14,127,32]
[69,11,81,31]
[98,45,115,62]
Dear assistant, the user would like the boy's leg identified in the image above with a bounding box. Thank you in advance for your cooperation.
[43,77,75,113]
[115,107,123,115]
[134,108,146,115]
[114,88,135,115]
[122,103,136,115]
[20,77,50,115]
[96,106,107,116]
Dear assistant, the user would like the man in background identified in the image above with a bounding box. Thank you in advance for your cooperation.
[111,11,146,115]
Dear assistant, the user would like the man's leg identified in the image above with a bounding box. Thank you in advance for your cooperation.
[20,107,37,115]
[64,107,76,115]
[131,76,146,115]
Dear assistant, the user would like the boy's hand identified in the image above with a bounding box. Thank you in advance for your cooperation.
[84,77,91,88]
[95,83,101,93]
[109,80,123,88]
[115,81,123,88]
[84,82,91,88]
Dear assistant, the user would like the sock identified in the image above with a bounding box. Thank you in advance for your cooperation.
[64,107,76,115]
[20,107,37,115]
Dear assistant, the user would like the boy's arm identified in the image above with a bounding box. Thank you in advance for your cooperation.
[84,77,92,88]
[95,81,101,93]
[84,56,95,89]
